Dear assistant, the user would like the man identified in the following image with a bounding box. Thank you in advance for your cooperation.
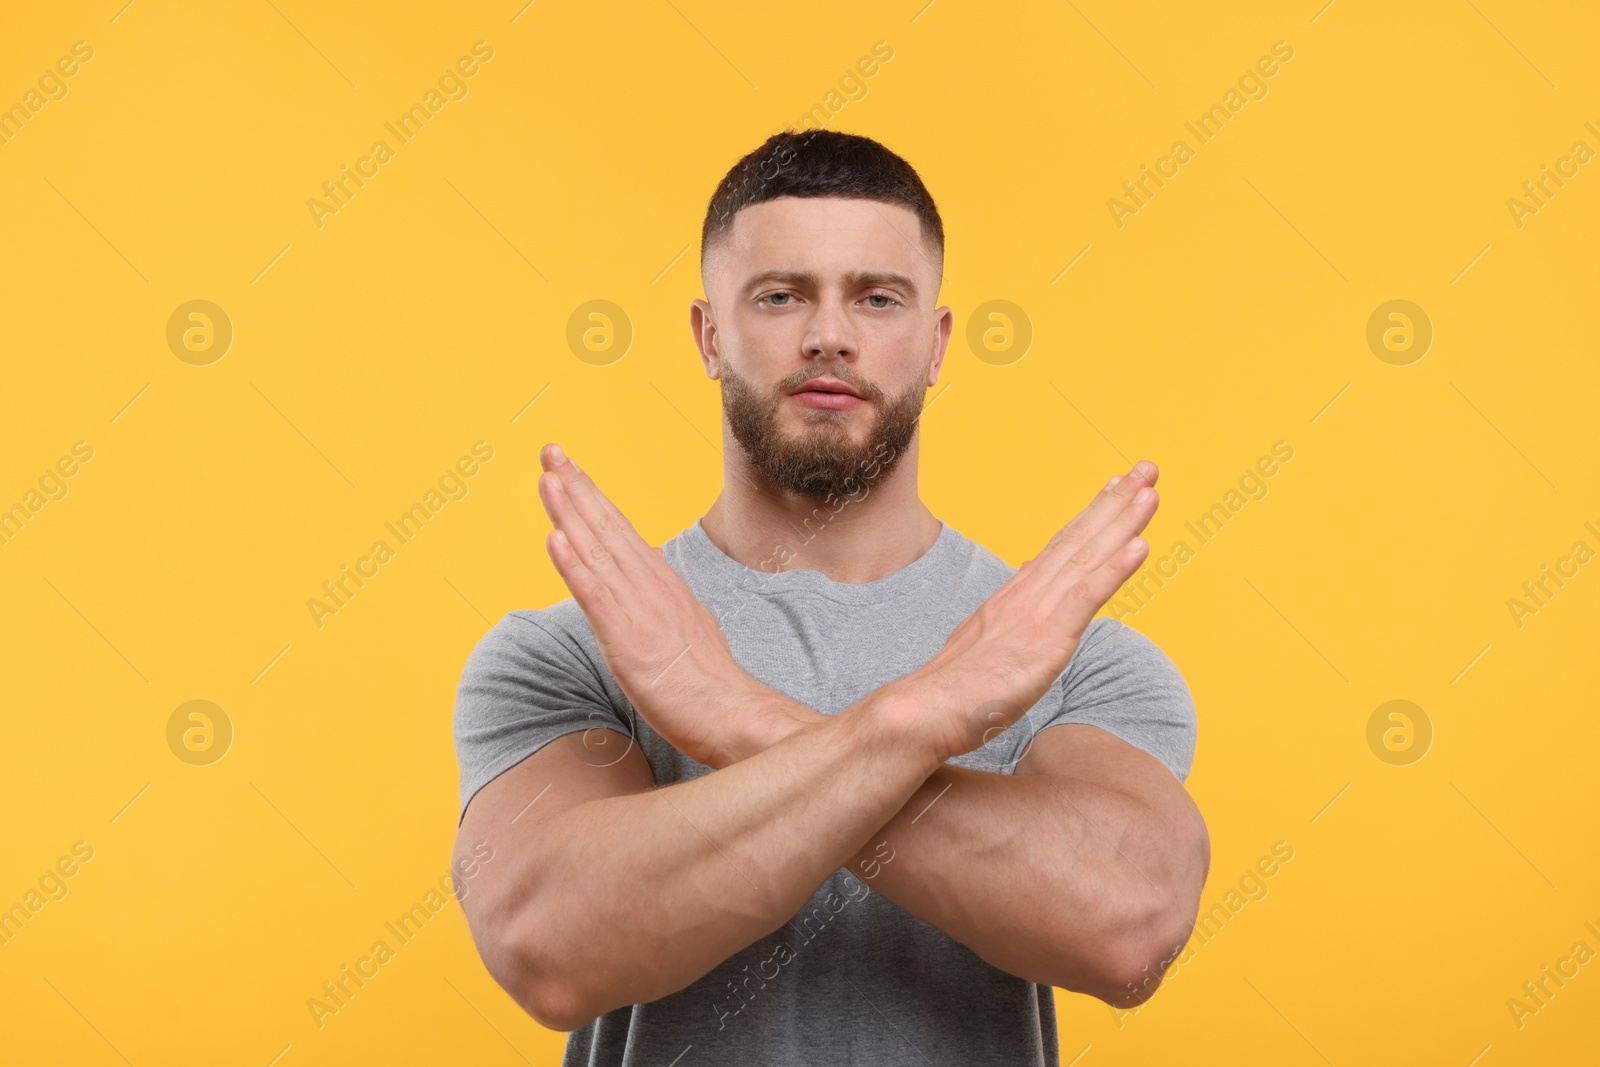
[451,129,1209,1065]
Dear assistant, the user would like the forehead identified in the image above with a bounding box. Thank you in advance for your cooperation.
[709,196,934,289]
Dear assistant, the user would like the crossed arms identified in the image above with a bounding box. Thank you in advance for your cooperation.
[453,449,1211,1031]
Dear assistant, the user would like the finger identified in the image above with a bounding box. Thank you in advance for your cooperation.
[1034,460,1157,571]
[538,469,629,599]
[546,527,631,626]
[535,445,630,576]
[1055,536,1152,633]
[543,450,666,592]
[1044,482,1160,599]
[544,445,684,589]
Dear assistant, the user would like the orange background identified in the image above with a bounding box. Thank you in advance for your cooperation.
[1,1,1596,1063]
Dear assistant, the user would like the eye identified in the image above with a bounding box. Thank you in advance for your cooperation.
[865,293,899,309]
[759,291,796,307]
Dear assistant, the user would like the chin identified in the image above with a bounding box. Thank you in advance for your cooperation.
[786,415,867,443]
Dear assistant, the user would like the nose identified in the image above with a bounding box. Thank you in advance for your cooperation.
[801,294,859,363]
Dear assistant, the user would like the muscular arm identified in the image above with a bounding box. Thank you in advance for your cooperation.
[454,447,1204,1028]
[455,681,942,1032]
[721,688,1210,1007]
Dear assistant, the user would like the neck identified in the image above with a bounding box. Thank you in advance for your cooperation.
[700,429,941,585]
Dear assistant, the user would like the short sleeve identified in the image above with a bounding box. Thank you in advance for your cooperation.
[1034,617,1198,782]
[452,605,634,826]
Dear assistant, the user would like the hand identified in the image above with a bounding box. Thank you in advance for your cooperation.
[534,444,783,768]
[887,461,1162,763]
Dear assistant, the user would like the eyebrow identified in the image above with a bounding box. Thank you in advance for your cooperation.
[743,269,921,302]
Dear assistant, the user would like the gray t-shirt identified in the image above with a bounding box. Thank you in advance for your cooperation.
[453,516,1197,1066]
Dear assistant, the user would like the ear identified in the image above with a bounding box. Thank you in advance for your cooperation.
[927,305,954,387]
[690,298,721,380]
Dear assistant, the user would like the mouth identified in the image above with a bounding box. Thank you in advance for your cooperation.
[789,377,865,400]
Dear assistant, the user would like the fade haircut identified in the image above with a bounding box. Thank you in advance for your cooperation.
[700,129,945,285]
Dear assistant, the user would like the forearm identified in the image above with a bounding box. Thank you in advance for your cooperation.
[848,762,1180,1000]
[729,688,1188,1002]
[505,687,941,1029]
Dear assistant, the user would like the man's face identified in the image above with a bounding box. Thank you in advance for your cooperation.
[693,196,952,502]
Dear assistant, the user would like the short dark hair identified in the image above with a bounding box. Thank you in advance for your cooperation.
[700,129,944,281]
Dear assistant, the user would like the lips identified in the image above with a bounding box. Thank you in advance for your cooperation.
[791,377,864,399]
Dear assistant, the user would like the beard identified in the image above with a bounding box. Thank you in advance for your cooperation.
[720,361,924,502]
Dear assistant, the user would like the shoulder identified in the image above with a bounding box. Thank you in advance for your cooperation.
[455,600,609,705]
[452,601,631,824]
[1052,617,1199,782]
[1064,616,1192,698]
[468,599,591,657]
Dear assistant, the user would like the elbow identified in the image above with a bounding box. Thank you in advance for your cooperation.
[1097,934,1177,1008]
[514,956,591,1034]
[524,988,591,1034]
[1086,887,1197,1009]
[1097,813,1210,1007]
[483,917,598,1033]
